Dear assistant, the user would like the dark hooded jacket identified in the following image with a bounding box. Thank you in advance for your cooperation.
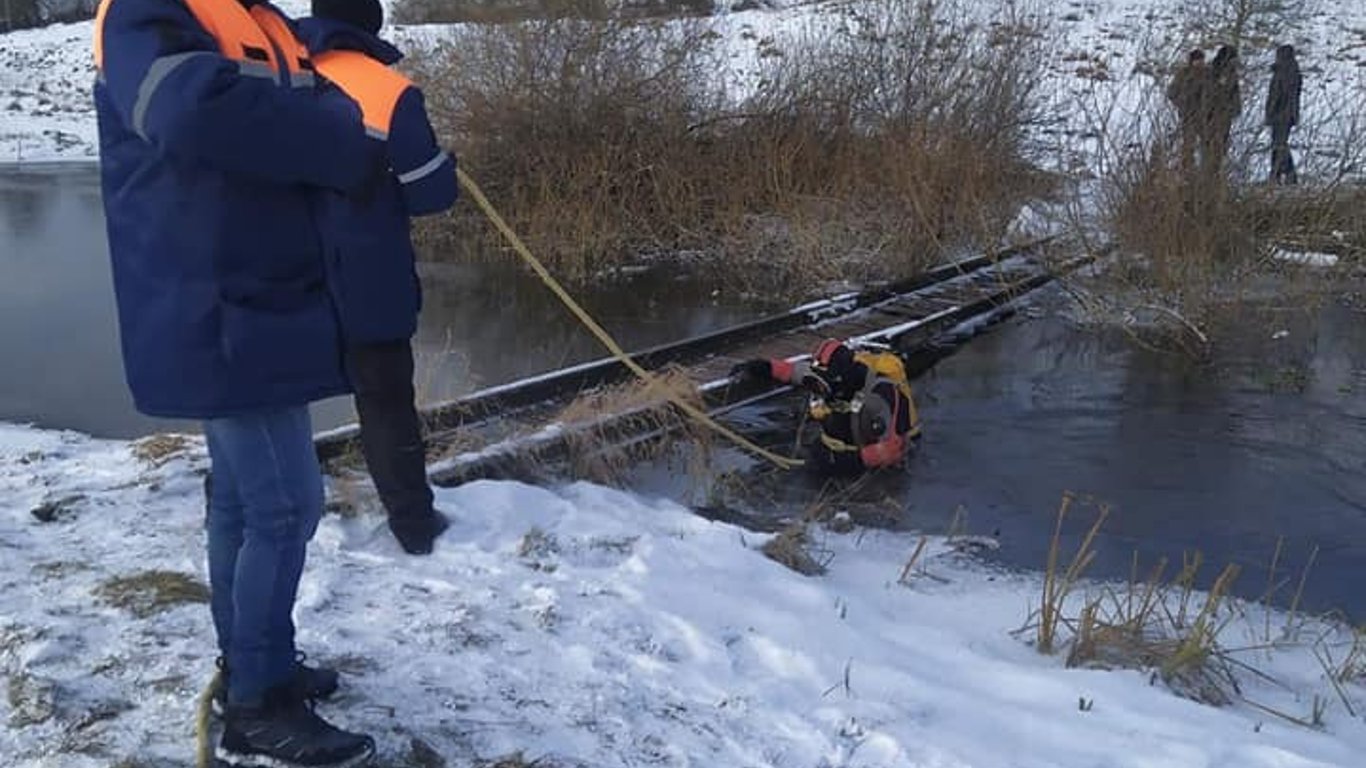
[298,16,458,344]
[1265,46,1302,128]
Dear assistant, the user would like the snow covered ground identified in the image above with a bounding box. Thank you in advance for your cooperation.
[3,1,1365,170]
[5,3,1366,765]
[3,422,1365,767]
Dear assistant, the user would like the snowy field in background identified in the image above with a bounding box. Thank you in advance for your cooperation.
[3,1,1365,171]
[2,422,1365,766]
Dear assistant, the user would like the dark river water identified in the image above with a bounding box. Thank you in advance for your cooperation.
[4,164,1365,619]
[899,301,1366,619]
[0,165,769,436]
[675,298,1366,620]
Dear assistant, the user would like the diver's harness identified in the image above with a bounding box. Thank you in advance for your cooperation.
[807,345,921,455]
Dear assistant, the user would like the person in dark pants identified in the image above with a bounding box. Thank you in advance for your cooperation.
[1205,45,1242,178]
[1167,49,1209,174]
[1265,44,1302,185]
[299,0,459,555]
[94,0,382,763]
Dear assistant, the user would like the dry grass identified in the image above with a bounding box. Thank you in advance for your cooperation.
[757,474,881,575]
[1019,495,1366,720]
[1054,4,1366,353]
[896,535,931,585]
[1037,493,1109,655]
[95,571,210,619]
[406,0,1050,292]
[554,366,712,484]
[325,471,383,519]
[760,524,830,576]
[1021,494,1255,706]
[130,434,193,467]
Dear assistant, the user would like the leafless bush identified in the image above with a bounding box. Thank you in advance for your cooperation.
[702,0,1052,288]
[408,0,1051,292]
[1053,14,1365,352]
[1183,0,1310,50]
[407,11,721,278]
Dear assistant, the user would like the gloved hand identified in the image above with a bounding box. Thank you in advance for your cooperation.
[729,359,773,382]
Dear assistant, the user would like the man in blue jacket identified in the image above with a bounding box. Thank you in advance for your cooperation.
[94,0,380,764]
[299,0,459,556]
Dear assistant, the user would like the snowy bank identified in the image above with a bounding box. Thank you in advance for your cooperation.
[4,1,1366,169]
[2,422,1364,767]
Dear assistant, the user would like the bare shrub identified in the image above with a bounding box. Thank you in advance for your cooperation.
[1183,0,1310,50]
[1054,22,1366,351]
[704,0,1053,289]
[409,0,1051,293]
[407,12,721,279]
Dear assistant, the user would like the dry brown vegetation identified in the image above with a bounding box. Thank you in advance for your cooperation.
[404,0,1050,293]
[1054,2,1366,353]
[554,366,713,484]
[1021,492,1366,721]
[95,571,210,619]
[129,433,193,467]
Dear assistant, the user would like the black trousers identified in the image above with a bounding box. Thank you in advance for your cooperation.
[1270,122,1297,185]
[345,340,434,523]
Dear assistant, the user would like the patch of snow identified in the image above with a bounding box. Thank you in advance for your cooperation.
[2,422,1365,766]
[1272,248,1341,267]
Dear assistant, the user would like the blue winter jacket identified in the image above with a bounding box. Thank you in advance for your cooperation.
[94,0,382,419]
[297,17,458,345]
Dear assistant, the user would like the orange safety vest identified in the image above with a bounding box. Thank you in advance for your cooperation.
[310,50,413,140]
[94,0,314,88]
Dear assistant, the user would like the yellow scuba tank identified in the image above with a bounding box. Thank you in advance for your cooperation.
[852,347,921,437]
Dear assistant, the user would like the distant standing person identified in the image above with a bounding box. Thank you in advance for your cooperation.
[1206,45,1242,176]
[1265,44,1302,185]
[1167,49,1209,173]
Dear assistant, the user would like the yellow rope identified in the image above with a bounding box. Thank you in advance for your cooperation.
[456,167,803,470]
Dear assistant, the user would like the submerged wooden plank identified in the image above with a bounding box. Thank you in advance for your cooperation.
[422,251,1091,487]
[315,240,1057,461]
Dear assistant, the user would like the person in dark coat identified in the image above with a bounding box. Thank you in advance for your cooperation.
[1167,49,1209,173]
[298,0,459,556]
[1205,45,1242,176]
[93,0,382,764]
[1265,44,1302,185]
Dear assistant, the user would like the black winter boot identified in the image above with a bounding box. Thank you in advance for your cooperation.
[216,686,374,768]
[388,509,450,556]
[213,654,341,717]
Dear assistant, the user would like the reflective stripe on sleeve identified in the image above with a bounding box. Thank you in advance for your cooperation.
[131,51,217,140]
[398,150,450,185]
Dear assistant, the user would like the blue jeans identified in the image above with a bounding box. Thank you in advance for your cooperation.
[203,407,323,706]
